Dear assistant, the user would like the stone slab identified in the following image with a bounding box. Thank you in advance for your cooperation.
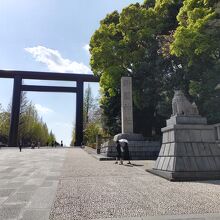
[28,187,57,209]
[0,181,24,189]
[18,185,38,192]
[162,124,215,133]
[148,169,220,181]
[0,204,25,219]
[167,115,207,126]
[0,197,7,205]
[0,189,15,197]
[4,192,33,204]
[21,208,50,220]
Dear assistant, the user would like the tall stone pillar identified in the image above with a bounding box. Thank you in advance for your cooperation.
[104,76,161,160]
[121,77,133,133]
[114,77,144,141]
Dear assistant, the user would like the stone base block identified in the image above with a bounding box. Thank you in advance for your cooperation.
[150,121,220,181]
[162,124,215,143]
[167,115,207,126]
[100,140,161,160]
[148,169,220,181]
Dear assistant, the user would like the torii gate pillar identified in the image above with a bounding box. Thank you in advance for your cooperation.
[75,80,84,146]
[8,76,22,147]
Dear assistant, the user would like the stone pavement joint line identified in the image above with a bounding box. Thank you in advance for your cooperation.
[50,148,220,220]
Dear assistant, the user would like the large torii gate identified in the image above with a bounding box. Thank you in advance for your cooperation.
[0,70,99,147]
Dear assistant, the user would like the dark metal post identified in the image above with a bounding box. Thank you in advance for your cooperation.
[8,76,22,147]
[75,80,84,146]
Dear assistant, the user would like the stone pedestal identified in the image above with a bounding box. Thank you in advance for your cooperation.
[100,77,161,160]
[107,133,160,160]
[100,139,161,160]
[149,115,220,181]
[117,77,146,142]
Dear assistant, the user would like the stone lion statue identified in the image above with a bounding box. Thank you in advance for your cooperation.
[172,90,199,116]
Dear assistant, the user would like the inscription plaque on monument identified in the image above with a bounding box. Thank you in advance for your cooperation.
[121,77,133,133]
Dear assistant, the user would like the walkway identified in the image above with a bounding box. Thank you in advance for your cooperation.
[0,148,220,220]
[0,148,66,220]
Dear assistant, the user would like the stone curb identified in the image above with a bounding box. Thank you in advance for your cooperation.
[92,212,220,220]
[84,147,115,161]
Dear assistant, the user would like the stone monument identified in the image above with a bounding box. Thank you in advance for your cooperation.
[148,90,220,181]
[121,77,133,133]
[100,77,161,160]
[113,77,144,141]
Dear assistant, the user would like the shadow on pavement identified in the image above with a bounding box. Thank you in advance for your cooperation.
[131,164,144,167]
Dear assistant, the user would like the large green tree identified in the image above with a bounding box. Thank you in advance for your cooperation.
[170,0,220,123]
[90,0,220,137]
[90,0,183,136]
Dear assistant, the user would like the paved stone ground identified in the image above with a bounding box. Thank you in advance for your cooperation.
[50,148,220,220]
[0,148,67,220]
[1,148,220,220]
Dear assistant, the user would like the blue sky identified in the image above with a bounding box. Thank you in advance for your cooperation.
[0,0,142,145]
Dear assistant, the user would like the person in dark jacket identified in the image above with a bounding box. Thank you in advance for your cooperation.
[19,140,22,152]
[123,142,131,164]
[115,141,123,164]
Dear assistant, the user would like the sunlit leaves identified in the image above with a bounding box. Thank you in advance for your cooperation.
[171,0,218,60]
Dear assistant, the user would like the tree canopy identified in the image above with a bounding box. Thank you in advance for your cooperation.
[170,0,220,122]
[90,0,220,137]
[90,0,183,136]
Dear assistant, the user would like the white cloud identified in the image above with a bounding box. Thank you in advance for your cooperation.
[83,44,90,55]
[35,104,53,115]
[25,46,91,74]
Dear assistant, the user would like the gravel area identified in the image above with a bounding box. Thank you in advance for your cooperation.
[50,148,220,220]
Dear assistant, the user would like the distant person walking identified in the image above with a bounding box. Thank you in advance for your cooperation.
[115,141,123,165]
[123,142,131,164]
[19,140,22,152]
[31,141,35,149]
